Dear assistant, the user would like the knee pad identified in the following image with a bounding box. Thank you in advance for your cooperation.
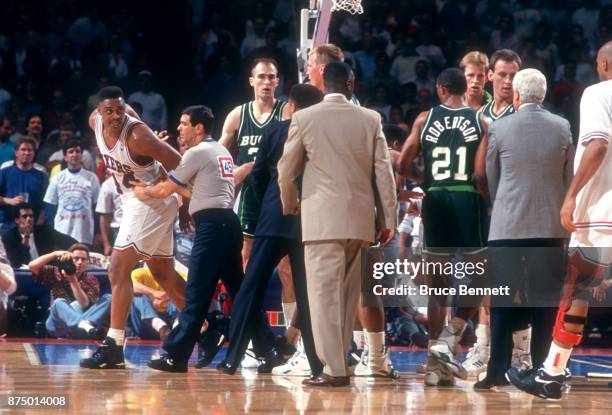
[552,305,585,347]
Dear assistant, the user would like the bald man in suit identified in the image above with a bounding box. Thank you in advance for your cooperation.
[278,62,397,386]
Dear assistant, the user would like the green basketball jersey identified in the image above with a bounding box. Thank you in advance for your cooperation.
[479,99,514,124]
[420,105,483,190]
[236,100,286,165]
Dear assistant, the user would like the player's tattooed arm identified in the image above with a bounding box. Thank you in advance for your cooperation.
[397,111,427,178]
[219,106,241,148]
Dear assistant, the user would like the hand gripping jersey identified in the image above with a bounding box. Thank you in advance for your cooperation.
[94,113,162,196]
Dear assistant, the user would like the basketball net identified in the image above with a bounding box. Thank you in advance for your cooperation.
[298,0,364,82]
[331,0,364,14]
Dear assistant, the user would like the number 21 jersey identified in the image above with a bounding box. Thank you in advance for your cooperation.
[420,105,483,189]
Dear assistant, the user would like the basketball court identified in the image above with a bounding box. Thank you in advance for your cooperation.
[1,339,610,413]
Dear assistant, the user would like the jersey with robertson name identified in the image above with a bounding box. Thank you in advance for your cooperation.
[95,113,162,196]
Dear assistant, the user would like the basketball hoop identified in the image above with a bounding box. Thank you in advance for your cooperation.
[331,0,364,14]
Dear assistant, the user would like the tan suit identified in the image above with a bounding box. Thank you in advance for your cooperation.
[278,93,396,376]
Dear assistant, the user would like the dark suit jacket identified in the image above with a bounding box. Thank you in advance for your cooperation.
[250,120,300,239]
[1,225,78,268]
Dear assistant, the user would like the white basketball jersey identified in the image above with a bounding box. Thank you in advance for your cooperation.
[94,113,162,196]
[574,81,612,232]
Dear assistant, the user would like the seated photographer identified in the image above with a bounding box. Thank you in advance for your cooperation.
[1,203,77,268]
[28,243,110,339]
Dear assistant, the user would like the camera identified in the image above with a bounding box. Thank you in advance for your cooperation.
[57,258,77,275]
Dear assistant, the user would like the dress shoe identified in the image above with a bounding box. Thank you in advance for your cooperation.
[216,360,237,375]
[473,375,510,390]
[302,373,350,387]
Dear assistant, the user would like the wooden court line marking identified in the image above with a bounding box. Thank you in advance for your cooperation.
[23,343,41,366]
[571,357,612,370]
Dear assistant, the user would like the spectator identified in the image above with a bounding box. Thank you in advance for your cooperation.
[25,114,43,149]
[1,203,76,268]
[43,139,100,247]
[0,117,15,165]
[0,239,17,336]
[128,71,168,132]
[490,13,520,52]
[411,60,436,96]
[28,243,110,339]
[572,0,601,49]
[46,121,95,173]
[415,30,446,71]
[96,176,122,256]
[0,137,49,227]
[129,266,181,340]
[240,16,267,58]
[368,84,392,121]
[0,81,11,117]
[354,32,377,81]
[390,37,420,86]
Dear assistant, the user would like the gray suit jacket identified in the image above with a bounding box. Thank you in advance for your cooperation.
[487,104,574,241]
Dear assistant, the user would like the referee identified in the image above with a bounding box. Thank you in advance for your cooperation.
[130,105,244,372]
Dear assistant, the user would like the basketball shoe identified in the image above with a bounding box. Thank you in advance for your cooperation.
[272,350,311,376]
[506,367,564,400]
[424,355,455,386]
[80,337,125,369]
[462,344,489,378]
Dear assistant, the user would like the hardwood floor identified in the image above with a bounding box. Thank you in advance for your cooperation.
[0,341,610,414]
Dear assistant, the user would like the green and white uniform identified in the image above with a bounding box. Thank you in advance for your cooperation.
[420,105,487,254]
[236,99,286,235]
[479,99,514,124]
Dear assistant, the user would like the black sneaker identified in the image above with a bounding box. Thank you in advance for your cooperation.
[87,326,107,341]
[506,367,565,400]
[80,337,125,369]
[257,336,296,373]
[194,329,225,368]
[148,354,188,373]
[473,375,509,390]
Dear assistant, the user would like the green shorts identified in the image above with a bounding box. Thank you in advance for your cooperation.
[421,187,487,255]
[237,182,260,236]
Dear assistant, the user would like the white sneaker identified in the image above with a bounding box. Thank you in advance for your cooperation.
[424,355,455,386]
[353,348,369,376]
[271,350,311,376]
[430,342,468,379]
[511,347,532,370]
[355,349,400,379]
[462,344,490,378]
[241,348,262,368]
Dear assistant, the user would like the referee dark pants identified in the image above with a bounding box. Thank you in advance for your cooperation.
[162,208,245,363]
[224,236,323,376]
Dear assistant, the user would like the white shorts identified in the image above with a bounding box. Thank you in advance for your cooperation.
[569,228,612,264]
[114,194,178,258]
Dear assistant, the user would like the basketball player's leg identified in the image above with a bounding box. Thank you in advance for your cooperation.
[507,243,611,399]
[108,247,143,331]
[80,246,141,369]
[147,257,186,310]
[278,255,300,346]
